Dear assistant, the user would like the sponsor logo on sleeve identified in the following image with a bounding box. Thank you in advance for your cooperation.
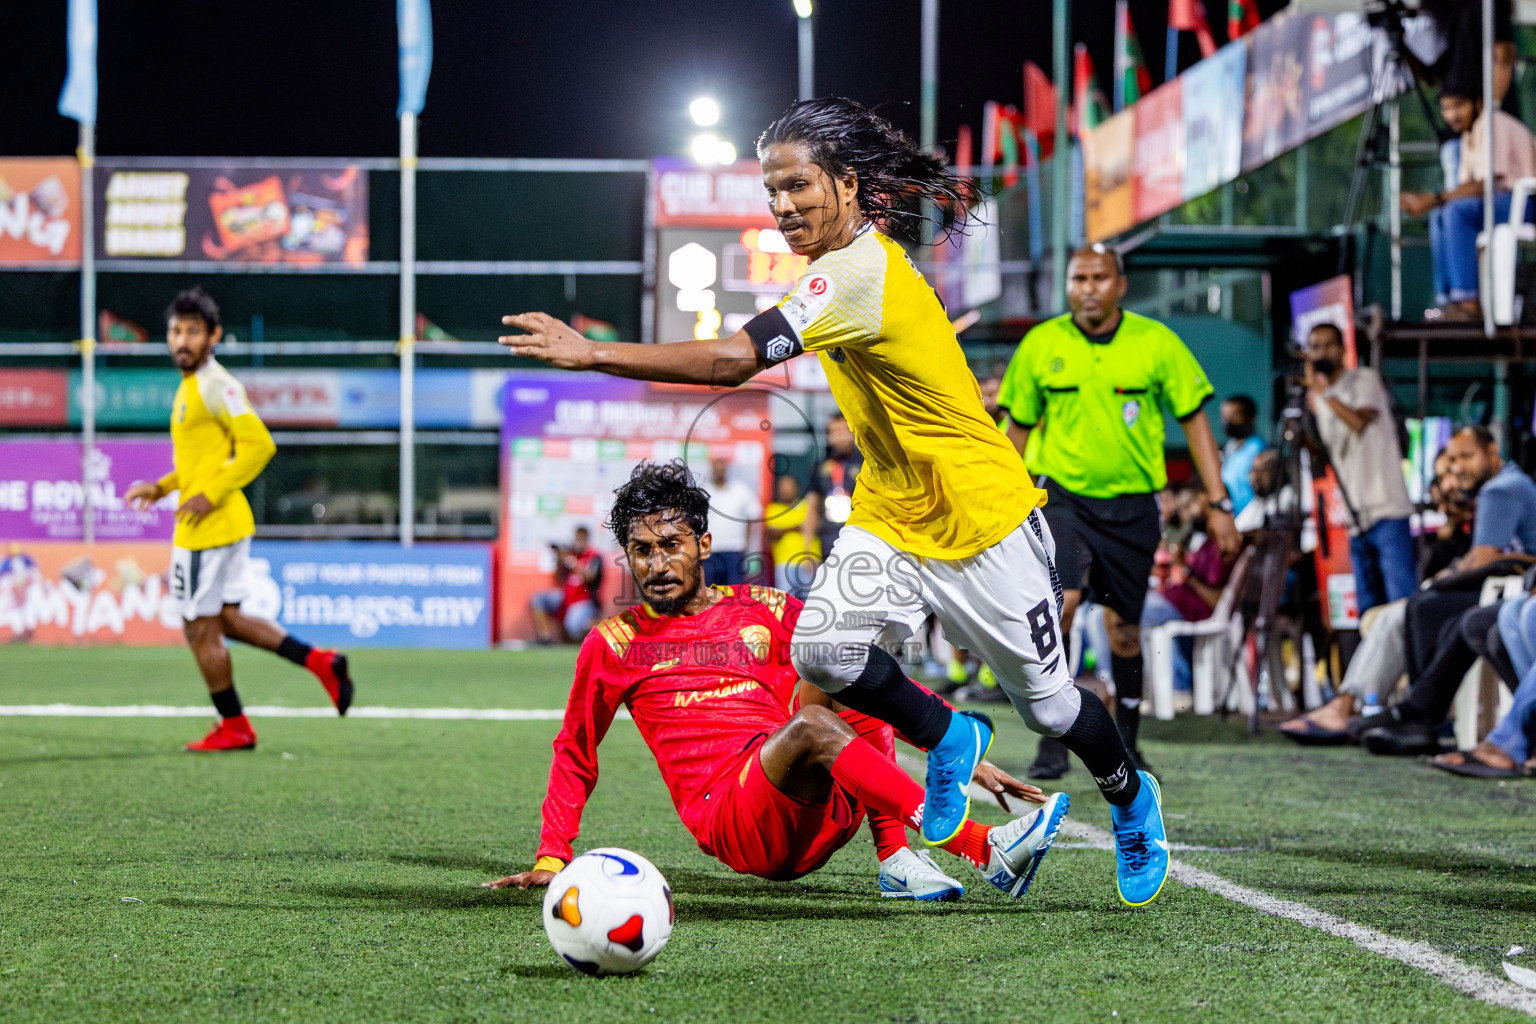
[222,383,250,418]
[782,273,835,331]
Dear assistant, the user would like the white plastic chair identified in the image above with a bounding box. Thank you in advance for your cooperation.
[1143,547,1256,720]
[1476,176,1536,325]
[1451,574,1523,749]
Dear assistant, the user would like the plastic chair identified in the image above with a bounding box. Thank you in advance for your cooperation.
[1143,547,1256,720]
[1451,575,1524,749]
[1476,176,1536,325]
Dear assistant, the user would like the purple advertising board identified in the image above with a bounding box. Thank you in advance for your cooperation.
[0,440,177,541]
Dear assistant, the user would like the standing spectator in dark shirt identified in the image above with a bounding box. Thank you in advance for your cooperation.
[807,413,863,559]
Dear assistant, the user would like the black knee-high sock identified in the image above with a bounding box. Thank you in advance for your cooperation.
[831,645,954,750]
[211,686,243,719]
[1059,685,1141,806]
[1111,652,1144,752]
[276,635,313,668]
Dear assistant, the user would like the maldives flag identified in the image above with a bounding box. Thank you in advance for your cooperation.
[1113,1,1152,111]
[1228,0,1261,39]
[1072,43,1110,136]
[1169,0,1218,58]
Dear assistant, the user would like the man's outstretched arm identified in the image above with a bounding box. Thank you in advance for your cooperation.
[485,637,621,889]
[499,312,765,388]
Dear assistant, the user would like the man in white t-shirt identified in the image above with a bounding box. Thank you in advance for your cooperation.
[703,456,763,586]
[1305,323,1416,613]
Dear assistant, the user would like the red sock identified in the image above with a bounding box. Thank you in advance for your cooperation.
[830,737,925,832]
[942,820,992,869]
[867,812,910,862]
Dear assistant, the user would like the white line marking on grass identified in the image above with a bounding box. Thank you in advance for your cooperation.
[0,704,625,722]
[1062,817,1536,1017]
[892,753,1536,1017]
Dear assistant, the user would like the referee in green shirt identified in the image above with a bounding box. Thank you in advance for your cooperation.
[999,244,1242,777]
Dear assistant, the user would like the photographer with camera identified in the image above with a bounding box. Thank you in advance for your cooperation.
[1304,323,1416,613]
[531,525,604,644]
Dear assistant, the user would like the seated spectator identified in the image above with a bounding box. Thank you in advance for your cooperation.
[1358,426,1536,755]
[763,474,820,600]
[1142,497,1241,693]
[1280,449,1465,741]
[1419,448,1474,580]
[1433,569,1536,777]
[1219,394,1267,516]
[531,526,603,644]
[1400,78,1536,322]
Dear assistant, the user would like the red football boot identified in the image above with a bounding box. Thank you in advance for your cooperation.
[185,715,257,752]
[306,649,354,716]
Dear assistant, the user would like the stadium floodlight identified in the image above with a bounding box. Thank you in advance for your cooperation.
[690,133,720,165]
[689,97,721,127]
[715,140,737,165]
[794,0,812,18]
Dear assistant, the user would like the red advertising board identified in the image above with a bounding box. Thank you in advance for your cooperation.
[0,158,82,262]
[653,158,775,229]
[0,369,70,426]
[1133,81,1185,224]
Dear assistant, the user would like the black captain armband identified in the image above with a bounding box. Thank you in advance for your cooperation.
[744,306,805,367]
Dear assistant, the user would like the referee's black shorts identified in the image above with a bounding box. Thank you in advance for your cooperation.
[1037,477,1161,625]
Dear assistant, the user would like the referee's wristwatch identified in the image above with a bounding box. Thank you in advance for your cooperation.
[1211,497,1235,516]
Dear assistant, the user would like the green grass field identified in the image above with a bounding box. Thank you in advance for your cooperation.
[1,646,1531,1023]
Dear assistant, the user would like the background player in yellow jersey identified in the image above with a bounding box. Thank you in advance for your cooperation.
[499,98,1169,907]
[125,288,354,751]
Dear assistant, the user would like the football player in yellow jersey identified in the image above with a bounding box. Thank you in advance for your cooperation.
[499,97,1168,905]
[125,288,354,752]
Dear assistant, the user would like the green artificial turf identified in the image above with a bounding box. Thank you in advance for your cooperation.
[0,646,1530,1023]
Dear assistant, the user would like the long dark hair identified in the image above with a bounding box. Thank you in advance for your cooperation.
[757,97,982,244]
[606,460,711,548]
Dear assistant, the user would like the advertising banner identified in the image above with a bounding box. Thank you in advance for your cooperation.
[96,162,368,264]
[498,373,775,641]
[1303,12,1375,140]
[0,369,70,426]
[652,158,775,229]
[1182,42,1246,200]
[0,540,493,647]
[0,542,182,645]
[0,439,176,541]
[1133,81,1184,224]
[1085,109,1136,241]
[1242,10,1312,173]
[65,367,511,429]
[242,542,492,649]
[0,158,82,261]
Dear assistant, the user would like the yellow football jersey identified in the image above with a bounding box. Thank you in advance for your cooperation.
[156,357,275,550]
[745,228,1044,559]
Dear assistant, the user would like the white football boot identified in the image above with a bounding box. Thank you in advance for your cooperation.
[981,791,1071,897]
[877,847,964,901]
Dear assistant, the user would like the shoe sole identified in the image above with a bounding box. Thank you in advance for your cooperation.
[879,886,964,902]
[1117,773,1168,908]
[333,654,354,717]
[923,711,994,847]
[185,743,256,752]
[1010,793,1071,898]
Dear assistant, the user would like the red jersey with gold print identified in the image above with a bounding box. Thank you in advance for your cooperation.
[536,585,802,863]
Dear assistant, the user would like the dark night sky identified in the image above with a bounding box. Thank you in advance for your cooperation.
[6,1,1285,162]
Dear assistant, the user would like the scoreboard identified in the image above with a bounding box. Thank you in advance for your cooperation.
[648,158,808,345]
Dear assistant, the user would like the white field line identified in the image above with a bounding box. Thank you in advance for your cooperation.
[893,753,1536,1017]
[0,704,630,722]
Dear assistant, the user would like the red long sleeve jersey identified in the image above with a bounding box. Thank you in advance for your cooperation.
[537,586,804,863]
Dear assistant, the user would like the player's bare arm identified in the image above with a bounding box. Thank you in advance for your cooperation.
[499,312,763,388]
[125,481,164,511]
[1180,408,1242,558]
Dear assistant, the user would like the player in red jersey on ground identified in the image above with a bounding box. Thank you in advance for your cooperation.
[487,462,1072,899]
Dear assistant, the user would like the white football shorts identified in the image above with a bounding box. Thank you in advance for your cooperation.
[170,537,252,621]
